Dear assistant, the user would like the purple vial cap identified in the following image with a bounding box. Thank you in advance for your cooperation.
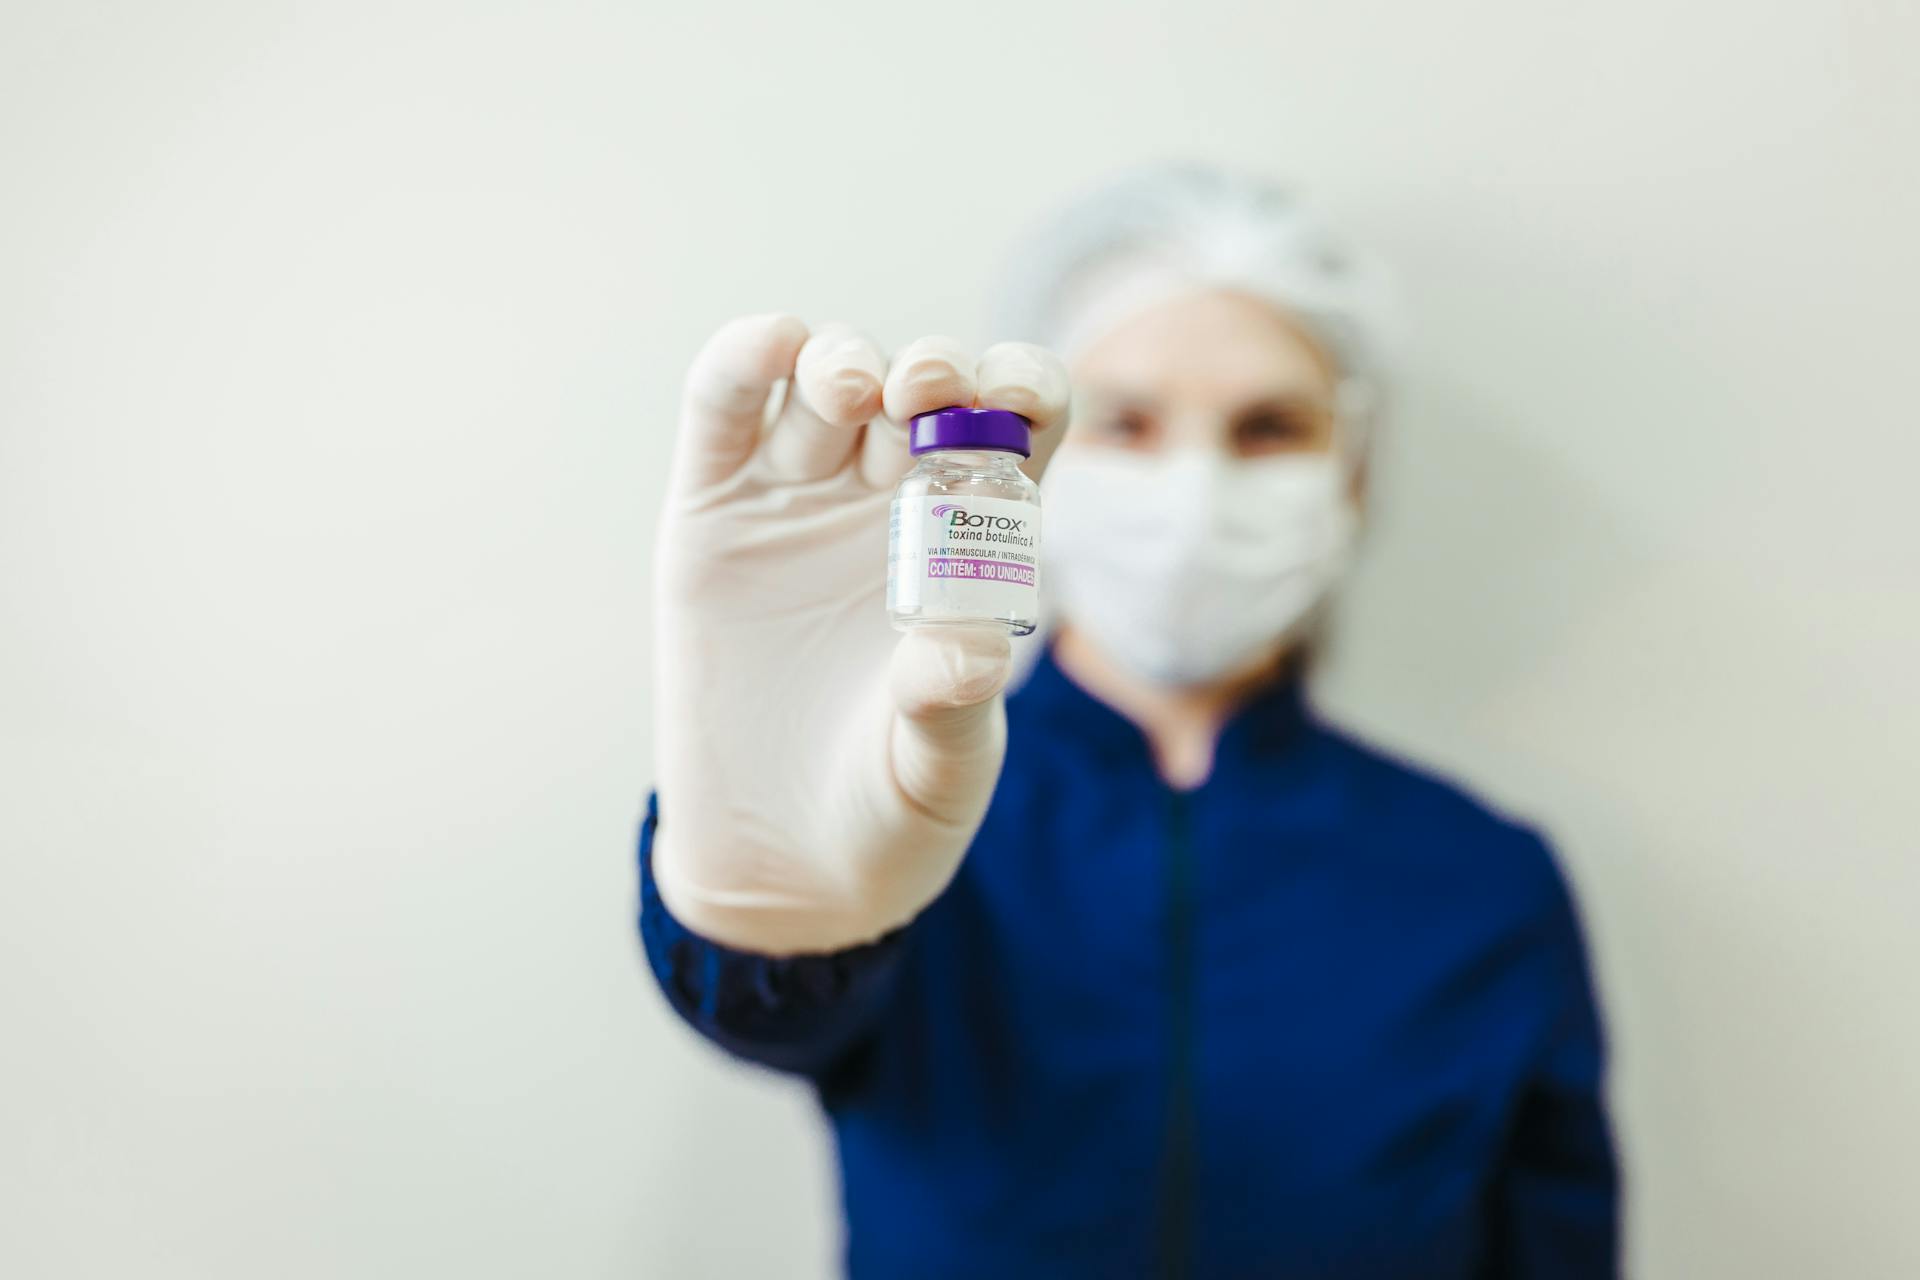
[908,407,1032,457]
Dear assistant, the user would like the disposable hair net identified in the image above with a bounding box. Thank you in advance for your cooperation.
[993,162,1405,452]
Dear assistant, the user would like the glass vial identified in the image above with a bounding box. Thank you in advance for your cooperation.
[888,407,1042,635]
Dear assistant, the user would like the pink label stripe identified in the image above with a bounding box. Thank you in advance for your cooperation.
[927,556,1036,585]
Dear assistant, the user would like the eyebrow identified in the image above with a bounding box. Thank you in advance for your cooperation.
[1081,384,1333,410]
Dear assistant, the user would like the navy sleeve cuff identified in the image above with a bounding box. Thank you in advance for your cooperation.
[636,791,908,1078]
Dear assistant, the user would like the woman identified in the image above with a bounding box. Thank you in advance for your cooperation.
[639,166,1618,1278]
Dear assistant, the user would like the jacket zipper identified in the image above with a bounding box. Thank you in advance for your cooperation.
[1158,787,1196,1279]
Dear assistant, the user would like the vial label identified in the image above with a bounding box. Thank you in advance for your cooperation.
[888,494,1041,622]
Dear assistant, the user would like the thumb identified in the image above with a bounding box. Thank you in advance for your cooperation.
[888,626,1013,823]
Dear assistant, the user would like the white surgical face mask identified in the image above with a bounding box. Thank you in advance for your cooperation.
[1042,447,1356,686]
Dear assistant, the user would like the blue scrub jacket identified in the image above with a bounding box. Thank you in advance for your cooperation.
[639,645,1620,1278]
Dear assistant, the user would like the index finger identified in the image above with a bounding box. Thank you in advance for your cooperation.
[672,314,810,494]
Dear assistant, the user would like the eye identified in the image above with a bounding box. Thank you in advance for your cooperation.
[1231,406,1318,455]
[1088,406,1157,448]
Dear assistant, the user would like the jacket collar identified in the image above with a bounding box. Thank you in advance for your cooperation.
[1010,639,1314,772]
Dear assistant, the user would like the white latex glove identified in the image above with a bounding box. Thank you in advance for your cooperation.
[651,315,1071,955]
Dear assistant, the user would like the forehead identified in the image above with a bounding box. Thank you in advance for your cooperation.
[1070,289,1339,404]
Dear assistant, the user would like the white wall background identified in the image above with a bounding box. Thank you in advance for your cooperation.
[3,1,1916,1276]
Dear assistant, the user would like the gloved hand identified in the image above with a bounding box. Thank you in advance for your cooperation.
[650,315,1071,955]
